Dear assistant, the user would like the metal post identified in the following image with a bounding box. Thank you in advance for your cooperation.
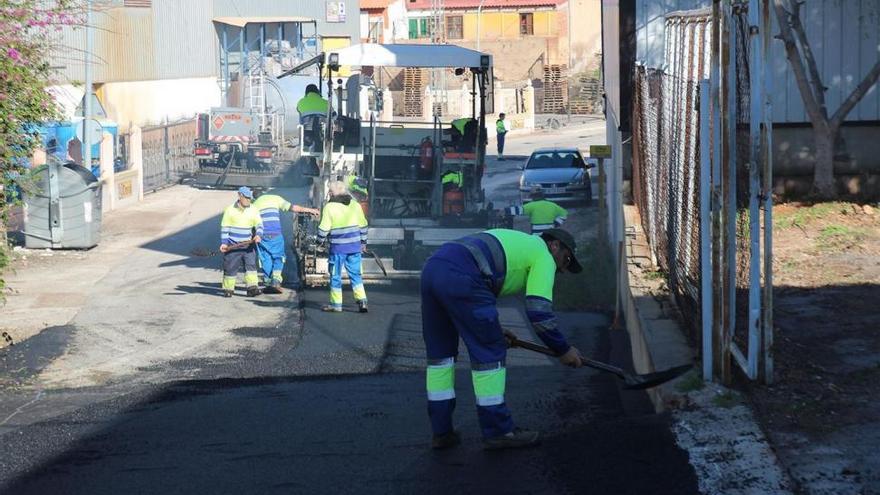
[222,26,230,104]
[745,0,763,380]
[760,0,774,384]
[567,0,572,121]
[163,118,170,183]
[260,23,266,71]
[699,78,713,381]
[725,0,738,383]
[83,0,93,170]
[710,0,726,381]
[476,0,485,52]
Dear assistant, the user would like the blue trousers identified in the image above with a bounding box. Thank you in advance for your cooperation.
[328,252,366,308]
[420,244,514,439]
[496,132,506,155]
[256,235,287,285]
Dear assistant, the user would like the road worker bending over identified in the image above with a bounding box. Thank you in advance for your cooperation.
[317,181,369,313]
[219,186,264,298]
[507,186,568,234]
[420,227,584,450]
[252,190,319,294]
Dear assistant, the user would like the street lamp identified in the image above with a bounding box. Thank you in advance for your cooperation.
[476,0,485,52]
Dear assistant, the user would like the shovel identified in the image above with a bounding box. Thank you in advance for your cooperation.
[507,336,692,390]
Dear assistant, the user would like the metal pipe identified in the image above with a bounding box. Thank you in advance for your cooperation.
[746,0,762,380]
[476,0,485,52]
[699,78,713,381]
[760,0,774,384]
[83,0,93,170]
[567,0,572,121]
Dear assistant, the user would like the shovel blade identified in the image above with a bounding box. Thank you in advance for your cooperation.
[622,364,693,390]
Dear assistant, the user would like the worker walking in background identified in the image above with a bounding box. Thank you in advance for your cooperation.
[219,187,264,298]
[496,113,509,160]
[507,186,568,234]
[252,190,320,294]
[317,181,369,313]
[420,228,584,450]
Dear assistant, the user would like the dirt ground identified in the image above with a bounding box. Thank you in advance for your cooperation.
[746,201,880,493]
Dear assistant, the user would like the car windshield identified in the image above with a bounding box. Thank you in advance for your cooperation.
[525,151,584,169]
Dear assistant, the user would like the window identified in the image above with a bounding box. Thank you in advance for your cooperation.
[123,0,151,6]
[446,15,463,39]
[525,151,585,169]
[519,13,534,36]
[408,18,432,39]
[368,17,383,43]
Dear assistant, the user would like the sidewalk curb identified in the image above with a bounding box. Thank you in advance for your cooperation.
[619,205,794,493]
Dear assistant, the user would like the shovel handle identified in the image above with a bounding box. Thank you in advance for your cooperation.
[509,337,627,379]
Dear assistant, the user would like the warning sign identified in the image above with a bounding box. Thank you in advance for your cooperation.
[589,145,612,158]
[213,116,224,130]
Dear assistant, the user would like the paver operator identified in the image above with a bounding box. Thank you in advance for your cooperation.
[420,227,584,450]
[219,186,264,298]
[252,190,320,294]
[297,84,329,149]
[317,181,369,313]
[495,112,509,160]
[508,186,568,234]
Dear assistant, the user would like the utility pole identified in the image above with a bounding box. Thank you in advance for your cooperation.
[567,0,572,121]
[83,0,93,169]
[476,0,485,52]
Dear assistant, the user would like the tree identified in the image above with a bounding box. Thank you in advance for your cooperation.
[0,0,83,293]
[773,0,880,199]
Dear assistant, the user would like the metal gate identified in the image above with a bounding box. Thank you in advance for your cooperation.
[141,118,198,192]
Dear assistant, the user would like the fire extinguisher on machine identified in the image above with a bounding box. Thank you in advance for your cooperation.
[419,137,434,179]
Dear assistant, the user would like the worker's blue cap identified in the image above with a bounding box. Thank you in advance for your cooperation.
[238,186,254,199]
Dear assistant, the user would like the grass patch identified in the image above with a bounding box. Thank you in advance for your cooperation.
[643,269,665,280]
[554,238,615,311]
[774,202,845,230]
[816,224,867,249]
[675,371,704,393]
[712,390,742,408]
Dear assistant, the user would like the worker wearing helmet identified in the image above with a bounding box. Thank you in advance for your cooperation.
[252,190,320,294]
[317,181,369,313]
[420,228,584,450]
[219,186,264,298]
[506,186,568,234]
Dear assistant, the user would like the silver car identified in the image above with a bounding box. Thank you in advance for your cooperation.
[519,147,594,204]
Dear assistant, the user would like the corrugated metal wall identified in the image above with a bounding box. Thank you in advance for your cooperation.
[153,0,216,80]
[635,0,880,123]
[50,0,359,84]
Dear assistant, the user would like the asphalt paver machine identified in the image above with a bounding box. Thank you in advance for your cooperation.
[281,43,502,285]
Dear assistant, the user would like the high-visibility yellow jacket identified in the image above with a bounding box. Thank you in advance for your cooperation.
[317,195,368,254]
[297,92,329,118]
[508,199,567,234]
[221,202,263,247]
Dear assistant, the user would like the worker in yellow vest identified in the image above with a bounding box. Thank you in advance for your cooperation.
[219,187,264,297]
[317,181,369,313]
[506,186,568,234]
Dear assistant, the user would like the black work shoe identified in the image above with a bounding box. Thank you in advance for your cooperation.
[357,301,369,313]
[246,287,262,297]
[264,283,282,294]
[483,428,540,450]
[321,305,342,313]
[223,290,234,298]
[431,430,461,450]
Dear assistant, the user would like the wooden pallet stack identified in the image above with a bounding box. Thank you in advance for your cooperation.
[570,76,602,114]
[542,64,569,113]
[403,68,424,118]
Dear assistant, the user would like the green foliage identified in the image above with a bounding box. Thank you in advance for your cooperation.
[773,202,843,229]
[675,371,704,393]
[817,224,868,250]
[1,0,83,285]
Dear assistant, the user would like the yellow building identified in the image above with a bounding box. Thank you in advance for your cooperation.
[402,0,600,82]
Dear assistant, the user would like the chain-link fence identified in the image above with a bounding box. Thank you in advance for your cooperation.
[631,2,774,383]
[632,10,711,343]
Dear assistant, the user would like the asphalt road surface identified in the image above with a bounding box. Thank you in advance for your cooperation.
[0,123,699,494]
